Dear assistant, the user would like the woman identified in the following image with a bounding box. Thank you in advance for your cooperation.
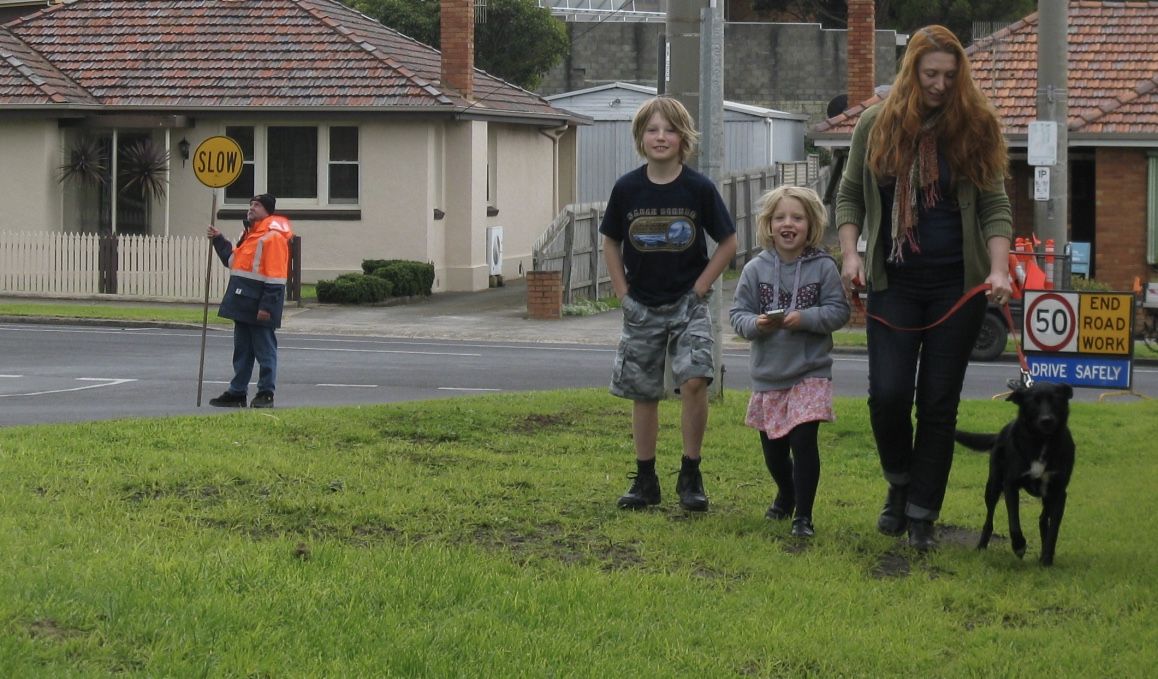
[836,25,1013,551]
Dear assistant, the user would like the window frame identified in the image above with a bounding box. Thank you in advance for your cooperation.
[221,123,360,209]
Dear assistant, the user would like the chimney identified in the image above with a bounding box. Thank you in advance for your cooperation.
[847,0,876,106]
[441,0,474,100]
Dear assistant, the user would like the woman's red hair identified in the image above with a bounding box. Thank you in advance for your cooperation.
[867,25,1008,188]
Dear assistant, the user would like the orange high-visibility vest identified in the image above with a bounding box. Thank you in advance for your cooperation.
[229,215,293,284]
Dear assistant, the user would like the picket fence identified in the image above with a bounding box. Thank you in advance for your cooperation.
[0,231,233,301]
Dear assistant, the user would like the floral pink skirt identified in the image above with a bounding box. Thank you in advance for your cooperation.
[745,378,835,439]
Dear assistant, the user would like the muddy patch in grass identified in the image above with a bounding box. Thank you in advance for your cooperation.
[511,413,572,434]
[473,523,645,570]
[28,617,87,641]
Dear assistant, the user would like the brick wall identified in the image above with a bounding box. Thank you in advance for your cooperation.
[1094,147,1148,292]
[538,23,898,129]
[847,0,876,106]
[526,270,563,320]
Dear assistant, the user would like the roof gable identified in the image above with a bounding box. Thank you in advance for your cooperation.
[1,0,567,121]
[0,26,98,105]
[813,1,1158,141]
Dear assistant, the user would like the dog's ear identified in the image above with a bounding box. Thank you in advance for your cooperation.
[1059,383,1074,400]
[1006,386,1024,403]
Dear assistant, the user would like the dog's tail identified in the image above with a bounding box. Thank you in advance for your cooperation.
[954,430,998,452]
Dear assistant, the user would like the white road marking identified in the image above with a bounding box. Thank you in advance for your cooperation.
[0,374,22,378]
[0,377,136,398]
[437,387,502,392]
[317,383,378,388]
[283,346,481,357]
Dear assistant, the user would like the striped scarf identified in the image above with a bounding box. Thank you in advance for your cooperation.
[889,116,942,263]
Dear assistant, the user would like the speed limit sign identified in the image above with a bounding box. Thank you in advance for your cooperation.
[1024,291,1078,352]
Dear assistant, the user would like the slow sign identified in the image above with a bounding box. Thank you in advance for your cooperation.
[192,136,244,188]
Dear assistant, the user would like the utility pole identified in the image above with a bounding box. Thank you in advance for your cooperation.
[1033,0,1069,286]
[666,0,703,169]
[664,0,728,398]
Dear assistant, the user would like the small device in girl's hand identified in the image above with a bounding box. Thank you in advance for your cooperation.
[764,308,786,318]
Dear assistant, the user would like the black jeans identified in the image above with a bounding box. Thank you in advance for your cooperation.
[866,264,986,521]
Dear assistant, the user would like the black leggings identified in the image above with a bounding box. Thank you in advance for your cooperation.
[760,421,821,519]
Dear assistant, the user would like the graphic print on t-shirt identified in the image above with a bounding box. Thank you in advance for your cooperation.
[627,213,698,252]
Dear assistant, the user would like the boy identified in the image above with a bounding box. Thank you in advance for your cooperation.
[600,97,738,511]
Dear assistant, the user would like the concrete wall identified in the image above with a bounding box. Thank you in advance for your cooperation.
[0,119,61,234]
[539,22,898,128]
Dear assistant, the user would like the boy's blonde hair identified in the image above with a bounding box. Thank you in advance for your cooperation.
[631,97,699,164]
[756,185,828,251]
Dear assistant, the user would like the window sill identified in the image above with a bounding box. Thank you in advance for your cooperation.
[217,208,362,221]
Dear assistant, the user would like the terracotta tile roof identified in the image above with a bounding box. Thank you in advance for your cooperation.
[813,1,1158,142]
[0,25,98,105]
[0,0,569,122]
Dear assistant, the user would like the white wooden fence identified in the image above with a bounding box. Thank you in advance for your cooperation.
[0,231,231,301]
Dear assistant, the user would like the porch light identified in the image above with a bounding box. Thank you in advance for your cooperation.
[178,137,190,166]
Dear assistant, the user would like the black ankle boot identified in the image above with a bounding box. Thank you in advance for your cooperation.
[877,484,908,536]
[908,519,937,552]
[676,457,708,511]
[765,493,794,520]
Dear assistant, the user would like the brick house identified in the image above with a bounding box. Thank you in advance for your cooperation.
[812,1,1158,294]
[0,0,583,291]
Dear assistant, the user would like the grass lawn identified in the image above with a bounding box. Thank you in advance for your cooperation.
[1,390,1155,676]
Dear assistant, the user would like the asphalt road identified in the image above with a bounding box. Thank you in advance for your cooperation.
[3,322,1154,426]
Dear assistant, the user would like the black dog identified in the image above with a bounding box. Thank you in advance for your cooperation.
[954,381,1075,566]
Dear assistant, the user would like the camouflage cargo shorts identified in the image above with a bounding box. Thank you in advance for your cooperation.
[610,290,716,401]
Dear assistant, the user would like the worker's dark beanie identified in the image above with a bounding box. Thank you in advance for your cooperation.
[251,194,276,214]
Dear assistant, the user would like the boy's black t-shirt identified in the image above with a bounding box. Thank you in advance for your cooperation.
[599,164,736,307]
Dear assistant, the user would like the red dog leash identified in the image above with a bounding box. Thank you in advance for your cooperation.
[850,281,1034,387]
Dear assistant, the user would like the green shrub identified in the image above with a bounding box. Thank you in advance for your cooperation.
[1069,275,1113,292]
[367,260,434,297]
[315,272,393,304]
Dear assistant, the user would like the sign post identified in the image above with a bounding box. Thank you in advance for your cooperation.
[193,136,245,406]
[1023,289,1135,392]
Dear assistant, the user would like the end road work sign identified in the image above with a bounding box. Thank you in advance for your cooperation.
[1022,290,1135,389]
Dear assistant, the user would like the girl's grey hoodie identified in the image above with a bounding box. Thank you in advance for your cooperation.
[730,247,851,391]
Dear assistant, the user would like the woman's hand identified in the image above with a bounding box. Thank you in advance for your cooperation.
[986,270,1013,306]
[841,252,865,298]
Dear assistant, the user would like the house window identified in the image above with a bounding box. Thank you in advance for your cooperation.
[487,126,498,206]
[223,125,359,207]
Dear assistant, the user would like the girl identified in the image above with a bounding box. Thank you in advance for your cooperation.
[730,186,850,537]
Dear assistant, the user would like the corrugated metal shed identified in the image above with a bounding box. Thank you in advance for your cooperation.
[546,82,808,202]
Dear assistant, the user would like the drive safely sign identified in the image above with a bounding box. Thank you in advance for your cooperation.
[1022,290,1135,389]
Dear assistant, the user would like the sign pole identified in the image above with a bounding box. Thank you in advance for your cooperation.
[196,192,217,407]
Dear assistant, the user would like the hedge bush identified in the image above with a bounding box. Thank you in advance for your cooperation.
[315,272,393,304]
[364,260,434,297]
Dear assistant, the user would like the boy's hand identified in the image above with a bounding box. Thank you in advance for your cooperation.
[207,226,221,239]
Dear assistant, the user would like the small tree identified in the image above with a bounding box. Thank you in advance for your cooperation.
[349,0,568,90]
